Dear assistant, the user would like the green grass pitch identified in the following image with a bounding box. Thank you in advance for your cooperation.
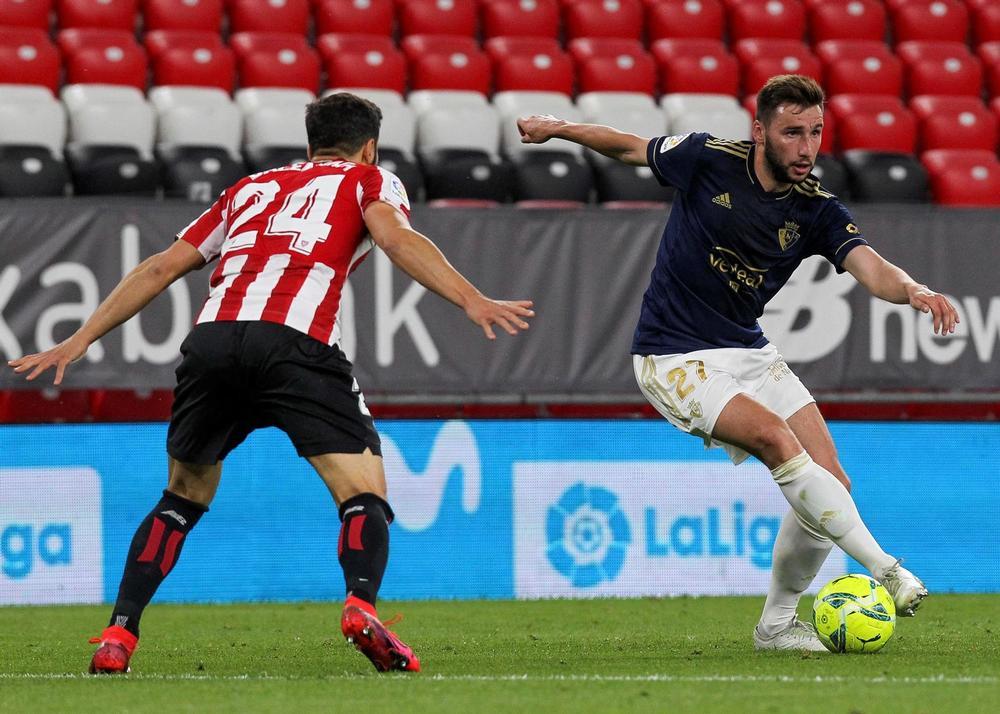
[1,596,997,713]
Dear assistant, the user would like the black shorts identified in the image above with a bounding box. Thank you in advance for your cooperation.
[167,321,382,465]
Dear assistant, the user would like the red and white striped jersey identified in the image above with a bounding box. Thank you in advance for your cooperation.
[178,160,410,346]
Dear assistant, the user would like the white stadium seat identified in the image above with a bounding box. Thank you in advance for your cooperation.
[149,86,242,158]
[0,84,67,157]
[660,92,752,139]
[62,84,155,158]
[492,90,584,158]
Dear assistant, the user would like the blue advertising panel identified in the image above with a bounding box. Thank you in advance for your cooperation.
[1,420,998,604]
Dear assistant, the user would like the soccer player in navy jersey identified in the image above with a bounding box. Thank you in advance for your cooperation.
[518,74,959,650]
[9,93,534,673]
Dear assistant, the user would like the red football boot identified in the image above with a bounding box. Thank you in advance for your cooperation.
[341,597,420,673]
[88,625,138,674]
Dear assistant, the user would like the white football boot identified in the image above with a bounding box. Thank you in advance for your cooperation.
[876,560,928,616]
[753,616,828,652]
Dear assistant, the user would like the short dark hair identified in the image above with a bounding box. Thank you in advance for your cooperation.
[756,75,825,126]
[305,92,382,156]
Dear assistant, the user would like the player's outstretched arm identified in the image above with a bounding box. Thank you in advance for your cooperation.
[363,201,534,340]
[7,240,206,384]
[843,245,959,335]
[516,114,650,166]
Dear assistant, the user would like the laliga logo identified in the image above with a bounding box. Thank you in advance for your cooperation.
[382,420,481,531]
[546,483,631,588]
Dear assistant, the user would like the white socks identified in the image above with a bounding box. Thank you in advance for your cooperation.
[757,511,833,638]
[770,452,896,575]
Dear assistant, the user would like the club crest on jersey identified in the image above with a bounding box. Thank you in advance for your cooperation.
[659,134,691,153]
[777,220,801,251]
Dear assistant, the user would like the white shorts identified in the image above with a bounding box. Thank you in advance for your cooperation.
[632,344,815,465]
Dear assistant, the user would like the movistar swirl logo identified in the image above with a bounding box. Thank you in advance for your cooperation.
[545,483,631,587]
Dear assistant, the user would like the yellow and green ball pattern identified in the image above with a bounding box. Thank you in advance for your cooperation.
[813,574,896,653]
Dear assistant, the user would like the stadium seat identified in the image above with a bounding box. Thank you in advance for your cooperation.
[401,35,491,94]
[481,0,561,39]
[0,85,69,197]
[841,150,927,202]
[314,0,395,36]
[743,91,835,154]
[909,95,998,153]
[0,28,61,94]
[149,86,242,156]
[896,41,983,97]
[0,390,91,423]
[806,0,885,43]
[733,39,821,96]
[231,33,320,93]
[89,389,174,421]
[568,38,656,95]
[651,38,739,96]
[318,34,407,94]
[493,90,582,156]
[399,0,478,37]
[152,45,235,91]
[978,42,1000,97]
[0,0,52,30]
[969,1,1000,47]
[815,40,903,97]
[563,0,643,40]
[145,29,223,59]
[727,0,806,42]
[58,29,148,90]
[507,150,593,202]
[485,37,574,95]
[810,153,849,198]
[647,0,725,41]
[57,0,137,31]
[889,0,968,44]
[228,0,309,35]
[920,148,1000,206]
[661,92,752,138]
[236,87,313,171]
[62,84,159,194]
[827,94,916,153]
[993,95,1000,128]
[142,0,223,32]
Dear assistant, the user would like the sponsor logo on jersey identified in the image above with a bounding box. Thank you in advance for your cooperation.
[708,246,766,293]
[777,220,801,251]
[659,134,691,153]
[712,193,732,209]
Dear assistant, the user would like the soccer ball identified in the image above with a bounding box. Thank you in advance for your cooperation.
[812,574,896,653]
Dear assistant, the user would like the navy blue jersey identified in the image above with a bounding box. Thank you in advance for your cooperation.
[632,132,868,355]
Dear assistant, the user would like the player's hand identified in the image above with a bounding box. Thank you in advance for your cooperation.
[465,297,535,340]
[516,115,567,145]
[7,335,89,385]
[907,284,959,335]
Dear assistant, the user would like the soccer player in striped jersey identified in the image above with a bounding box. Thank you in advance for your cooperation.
[517,75,959,651]
[10,93,534,673]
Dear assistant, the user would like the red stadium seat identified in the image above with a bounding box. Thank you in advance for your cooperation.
[827,94,917,153]
[153,45,235,91]
[896,41,983,97]
[909,95,997,152]
[979,42,1000,97]
[145,29,223,59]
[0,28,60,94]
[228,0,309,35]
[235,39,319,92]
[485,36,574,95]
[0,0,52,30]
[58,28,148,90]
[815,40,903,97]
[317,34,406,93]
[728,0,806,42]
[481,0,560,39]
[889,0,968,44]
[314,0,395,36]
[143,0,222,32]
[0,389,92,423]
[969,1,1000,47]
[89,389,174,421]
[399,0,478,37]
[57,0,137,31]
[647,0,725,41]
[650,38,739,95]
[229,30,310,58]
[744,91,836,154]
[806,0,885,43]
[401,35,491,94]
[568,37,655,94]
[993,95,1000,127]
[733,38,821,95]
[563,0,643,40]
[921,149,1000,206]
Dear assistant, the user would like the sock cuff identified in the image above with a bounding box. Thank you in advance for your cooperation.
[770,452,812,485]
[338,492,394,524]
[162,489,210,513]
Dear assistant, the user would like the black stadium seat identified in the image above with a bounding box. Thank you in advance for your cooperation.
[511,151,593,203]
[420,149,513,203]
[592,162,674,203]
[811,154,850,200]
[65,145,159,196]
[841,151,929,203]
[158,146,245,202]
[0,145,70,197]
[378,148,424,204]
[243,146,309,174]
